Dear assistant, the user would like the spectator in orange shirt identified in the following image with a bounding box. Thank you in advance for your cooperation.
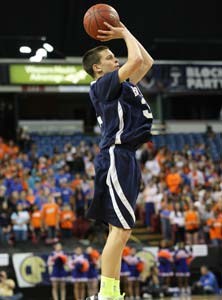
[0,137,8,160]
[7,140,19,158]
[166,166,182,194]
[207,211,222,246]
[212,199,222,216]
[185,202,200,245]
[41,195,60,243]
[60,204,75,238]
[70,173,82,191]
[30,205,42,243]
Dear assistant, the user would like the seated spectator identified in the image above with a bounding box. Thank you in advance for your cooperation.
[10,204,30,242]
[0,271,23,300]
[142,266,168,299]
[192,265,220,295]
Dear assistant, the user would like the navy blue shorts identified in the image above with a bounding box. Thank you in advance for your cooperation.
[86,145,141,229]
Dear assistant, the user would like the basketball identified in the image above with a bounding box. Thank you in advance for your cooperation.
[83,4,120,40]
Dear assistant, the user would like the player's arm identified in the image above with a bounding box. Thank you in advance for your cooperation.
[128,38,154,84]
[97,22,143,83]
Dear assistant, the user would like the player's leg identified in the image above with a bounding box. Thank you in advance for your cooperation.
[99,226,131,298]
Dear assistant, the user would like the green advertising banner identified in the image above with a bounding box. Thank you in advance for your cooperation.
[9,64,92,85]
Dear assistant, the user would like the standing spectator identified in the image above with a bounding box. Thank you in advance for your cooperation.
[0,202,11,245]
[201,204,214,244]
[0,138,8,160]
[60,204,75,239]
[184,202,200,245]
[188,163,205,189]
[169,203,185,245]
[0,271,23,300]
[207,211,222,246]
[30,205,42,243]
[160,200,172,241]
[47,243,67,300]
[166,166,182,195]
[0,186,7,206]
[41,195,60,243]
[60,180,74,205]
[69,246,89,300]
[143,180,158,230]
[10,204,30,242]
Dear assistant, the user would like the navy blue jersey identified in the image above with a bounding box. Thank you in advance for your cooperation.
[89,70,153,150]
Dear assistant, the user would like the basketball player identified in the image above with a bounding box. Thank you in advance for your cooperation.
[82,21,154,300]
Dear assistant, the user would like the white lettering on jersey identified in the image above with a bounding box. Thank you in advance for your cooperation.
[97,116,103,127]
[141,97,153,119]
[131,86,139,97]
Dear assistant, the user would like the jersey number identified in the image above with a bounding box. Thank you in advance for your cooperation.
[141,98,153,119]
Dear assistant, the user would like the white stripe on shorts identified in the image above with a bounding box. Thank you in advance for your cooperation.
[109,146,136,223]
[106,167,130,229]
[106,145,135,229]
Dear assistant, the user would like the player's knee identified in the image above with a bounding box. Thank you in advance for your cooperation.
[116,228,132,244]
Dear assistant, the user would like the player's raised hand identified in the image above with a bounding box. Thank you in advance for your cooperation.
[97,22,129,41]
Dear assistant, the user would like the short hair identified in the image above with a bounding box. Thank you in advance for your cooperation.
[82,45,109,78]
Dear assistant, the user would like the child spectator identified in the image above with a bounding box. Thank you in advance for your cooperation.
[30,205,42,243]
[60,204,75,239]
[11,203,30,242]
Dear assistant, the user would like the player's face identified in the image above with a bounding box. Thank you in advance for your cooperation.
[96,49,119,76]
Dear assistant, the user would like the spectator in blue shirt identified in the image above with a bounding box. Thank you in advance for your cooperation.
[192,265,220,295]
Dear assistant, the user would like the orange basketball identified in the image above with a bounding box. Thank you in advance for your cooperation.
[83,3,120,40]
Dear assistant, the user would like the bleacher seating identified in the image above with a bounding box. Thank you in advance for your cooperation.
[31,133,221,161]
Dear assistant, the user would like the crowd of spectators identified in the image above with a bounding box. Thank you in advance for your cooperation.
[0,133,221,247]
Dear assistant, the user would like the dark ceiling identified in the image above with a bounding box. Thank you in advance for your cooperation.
[0,0,222,60]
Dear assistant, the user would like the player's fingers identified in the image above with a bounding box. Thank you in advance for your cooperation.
[98,29,111,35]
[97,35,111,41]
[103,21,113,29]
